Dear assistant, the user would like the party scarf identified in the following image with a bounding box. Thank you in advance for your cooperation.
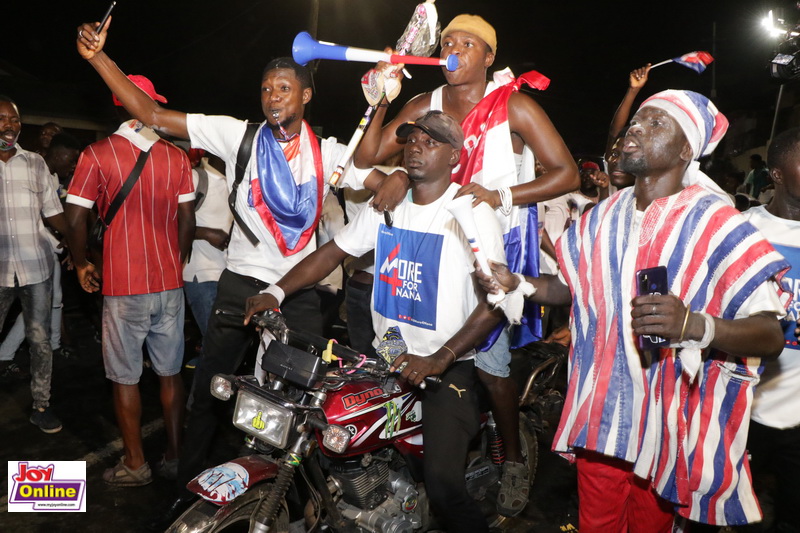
[249,120,323,256]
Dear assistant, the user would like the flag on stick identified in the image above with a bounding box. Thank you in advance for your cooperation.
[650,51,714,73]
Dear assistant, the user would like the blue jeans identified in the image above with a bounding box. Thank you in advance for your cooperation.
[0,276,54,409]
[183,279,218,338]
[0,254,62,360]
[475,324,512,378]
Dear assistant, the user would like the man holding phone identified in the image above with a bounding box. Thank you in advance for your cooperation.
[478,90,790,531]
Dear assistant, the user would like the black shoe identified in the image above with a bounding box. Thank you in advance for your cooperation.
[145,494,196,532]
[30,407,63,433]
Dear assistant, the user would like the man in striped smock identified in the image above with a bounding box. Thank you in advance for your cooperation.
[478,90,791,531]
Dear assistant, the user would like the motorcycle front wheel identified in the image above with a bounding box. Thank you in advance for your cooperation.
[168,483,290,533]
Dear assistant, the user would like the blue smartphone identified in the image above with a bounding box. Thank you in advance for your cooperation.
[636,266,670,349]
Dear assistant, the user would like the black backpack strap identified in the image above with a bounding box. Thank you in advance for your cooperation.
[104,148,151,226]
[331,185,349,225]
[194,166,209,211]
[229,122,260,246]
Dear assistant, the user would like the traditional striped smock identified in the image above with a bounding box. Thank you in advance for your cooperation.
[554,184,789,525]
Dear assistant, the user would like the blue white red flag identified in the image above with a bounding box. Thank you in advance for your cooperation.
[249,121,323,256]
[671,51,714,73]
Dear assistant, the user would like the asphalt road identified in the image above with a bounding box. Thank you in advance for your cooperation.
[1,298,584,532]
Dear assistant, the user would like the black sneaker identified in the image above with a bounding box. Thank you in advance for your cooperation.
[30,407,63,433]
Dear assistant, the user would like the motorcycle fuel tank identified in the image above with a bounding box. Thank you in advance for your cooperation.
[321,378,423,457]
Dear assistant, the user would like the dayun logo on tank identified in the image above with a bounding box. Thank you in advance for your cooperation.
[7,461,86,512]
[342,387,386,410]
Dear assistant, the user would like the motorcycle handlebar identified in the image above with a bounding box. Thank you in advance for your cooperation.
[217,308,441,388]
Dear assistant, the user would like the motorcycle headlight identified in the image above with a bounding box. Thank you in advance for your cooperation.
[232,391,294,448]
[322,424,351,454]
[210,374,235,401]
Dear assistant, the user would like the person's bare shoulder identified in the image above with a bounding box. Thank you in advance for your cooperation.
[393,91,434,122]
[508,91,546,119]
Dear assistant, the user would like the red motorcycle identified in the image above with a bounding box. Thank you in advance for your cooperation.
[167,310,554,533]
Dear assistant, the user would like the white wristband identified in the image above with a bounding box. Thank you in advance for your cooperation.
[697,312,716,348]
[676,312,715,350]
[259,284,286,307]
[514,273,536,297]
[675,312,716,383]
[498,274,537,325]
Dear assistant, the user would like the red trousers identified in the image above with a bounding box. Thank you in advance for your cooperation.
[576,449,675,533]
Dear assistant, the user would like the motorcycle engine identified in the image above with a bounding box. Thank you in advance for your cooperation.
[328,454,426,533]
[330,457,390,509]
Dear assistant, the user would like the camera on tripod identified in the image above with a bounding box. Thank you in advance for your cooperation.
[766,8,800,80]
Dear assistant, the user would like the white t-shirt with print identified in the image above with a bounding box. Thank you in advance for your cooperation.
[745,205,800,429]
[335,183,505,358]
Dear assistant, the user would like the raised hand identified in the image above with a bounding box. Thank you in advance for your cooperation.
[76,17,111,60]
[629,64,651,90]
[589,169,610,189]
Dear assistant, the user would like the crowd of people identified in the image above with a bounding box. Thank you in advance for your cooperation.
[1,9,798,533]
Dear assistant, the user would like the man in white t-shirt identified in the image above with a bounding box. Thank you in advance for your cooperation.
[76,21,399,521]
[246,111,505,533]
[182,152,232,370]
[744,126,800,533]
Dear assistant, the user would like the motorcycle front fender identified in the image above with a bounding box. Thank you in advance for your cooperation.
[187,455,279,504]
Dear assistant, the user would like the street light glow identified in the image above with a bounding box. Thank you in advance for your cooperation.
[762,9,799,38]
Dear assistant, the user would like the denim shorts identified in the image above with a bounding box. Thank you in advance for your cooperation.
[474,324,511,378]
[102,289,185,384]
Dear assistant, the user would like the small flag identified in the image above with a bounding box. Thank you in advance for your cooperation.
[654,51,714,73]
[650,51,714,73]
[672,51,714,73]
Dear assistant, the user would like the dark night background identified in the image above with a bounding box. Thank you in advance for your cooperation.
[6,0,800,156]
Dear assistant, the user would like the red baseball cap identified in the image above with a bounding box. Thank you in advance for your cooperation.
[112,74,168,106]
[580,161,600,171]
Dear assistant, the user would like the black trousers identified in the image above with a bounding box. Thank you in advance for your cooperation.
[423,360,489,533]
[176,269,322,494]
[747,419,800,531]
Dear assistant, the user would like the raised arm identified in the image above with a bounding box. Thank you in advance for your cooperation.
[458,93,580,208]
[504,93,580,205]
[353,93,430,168]
[76,18,189,139]
[605,64,651,159]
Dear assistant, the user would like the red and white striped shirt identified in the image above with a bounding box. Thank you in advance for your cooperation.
[67,121,194,296]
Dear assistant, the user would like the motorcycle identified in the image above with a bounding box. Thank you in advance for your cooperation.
[167,310,566,533]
